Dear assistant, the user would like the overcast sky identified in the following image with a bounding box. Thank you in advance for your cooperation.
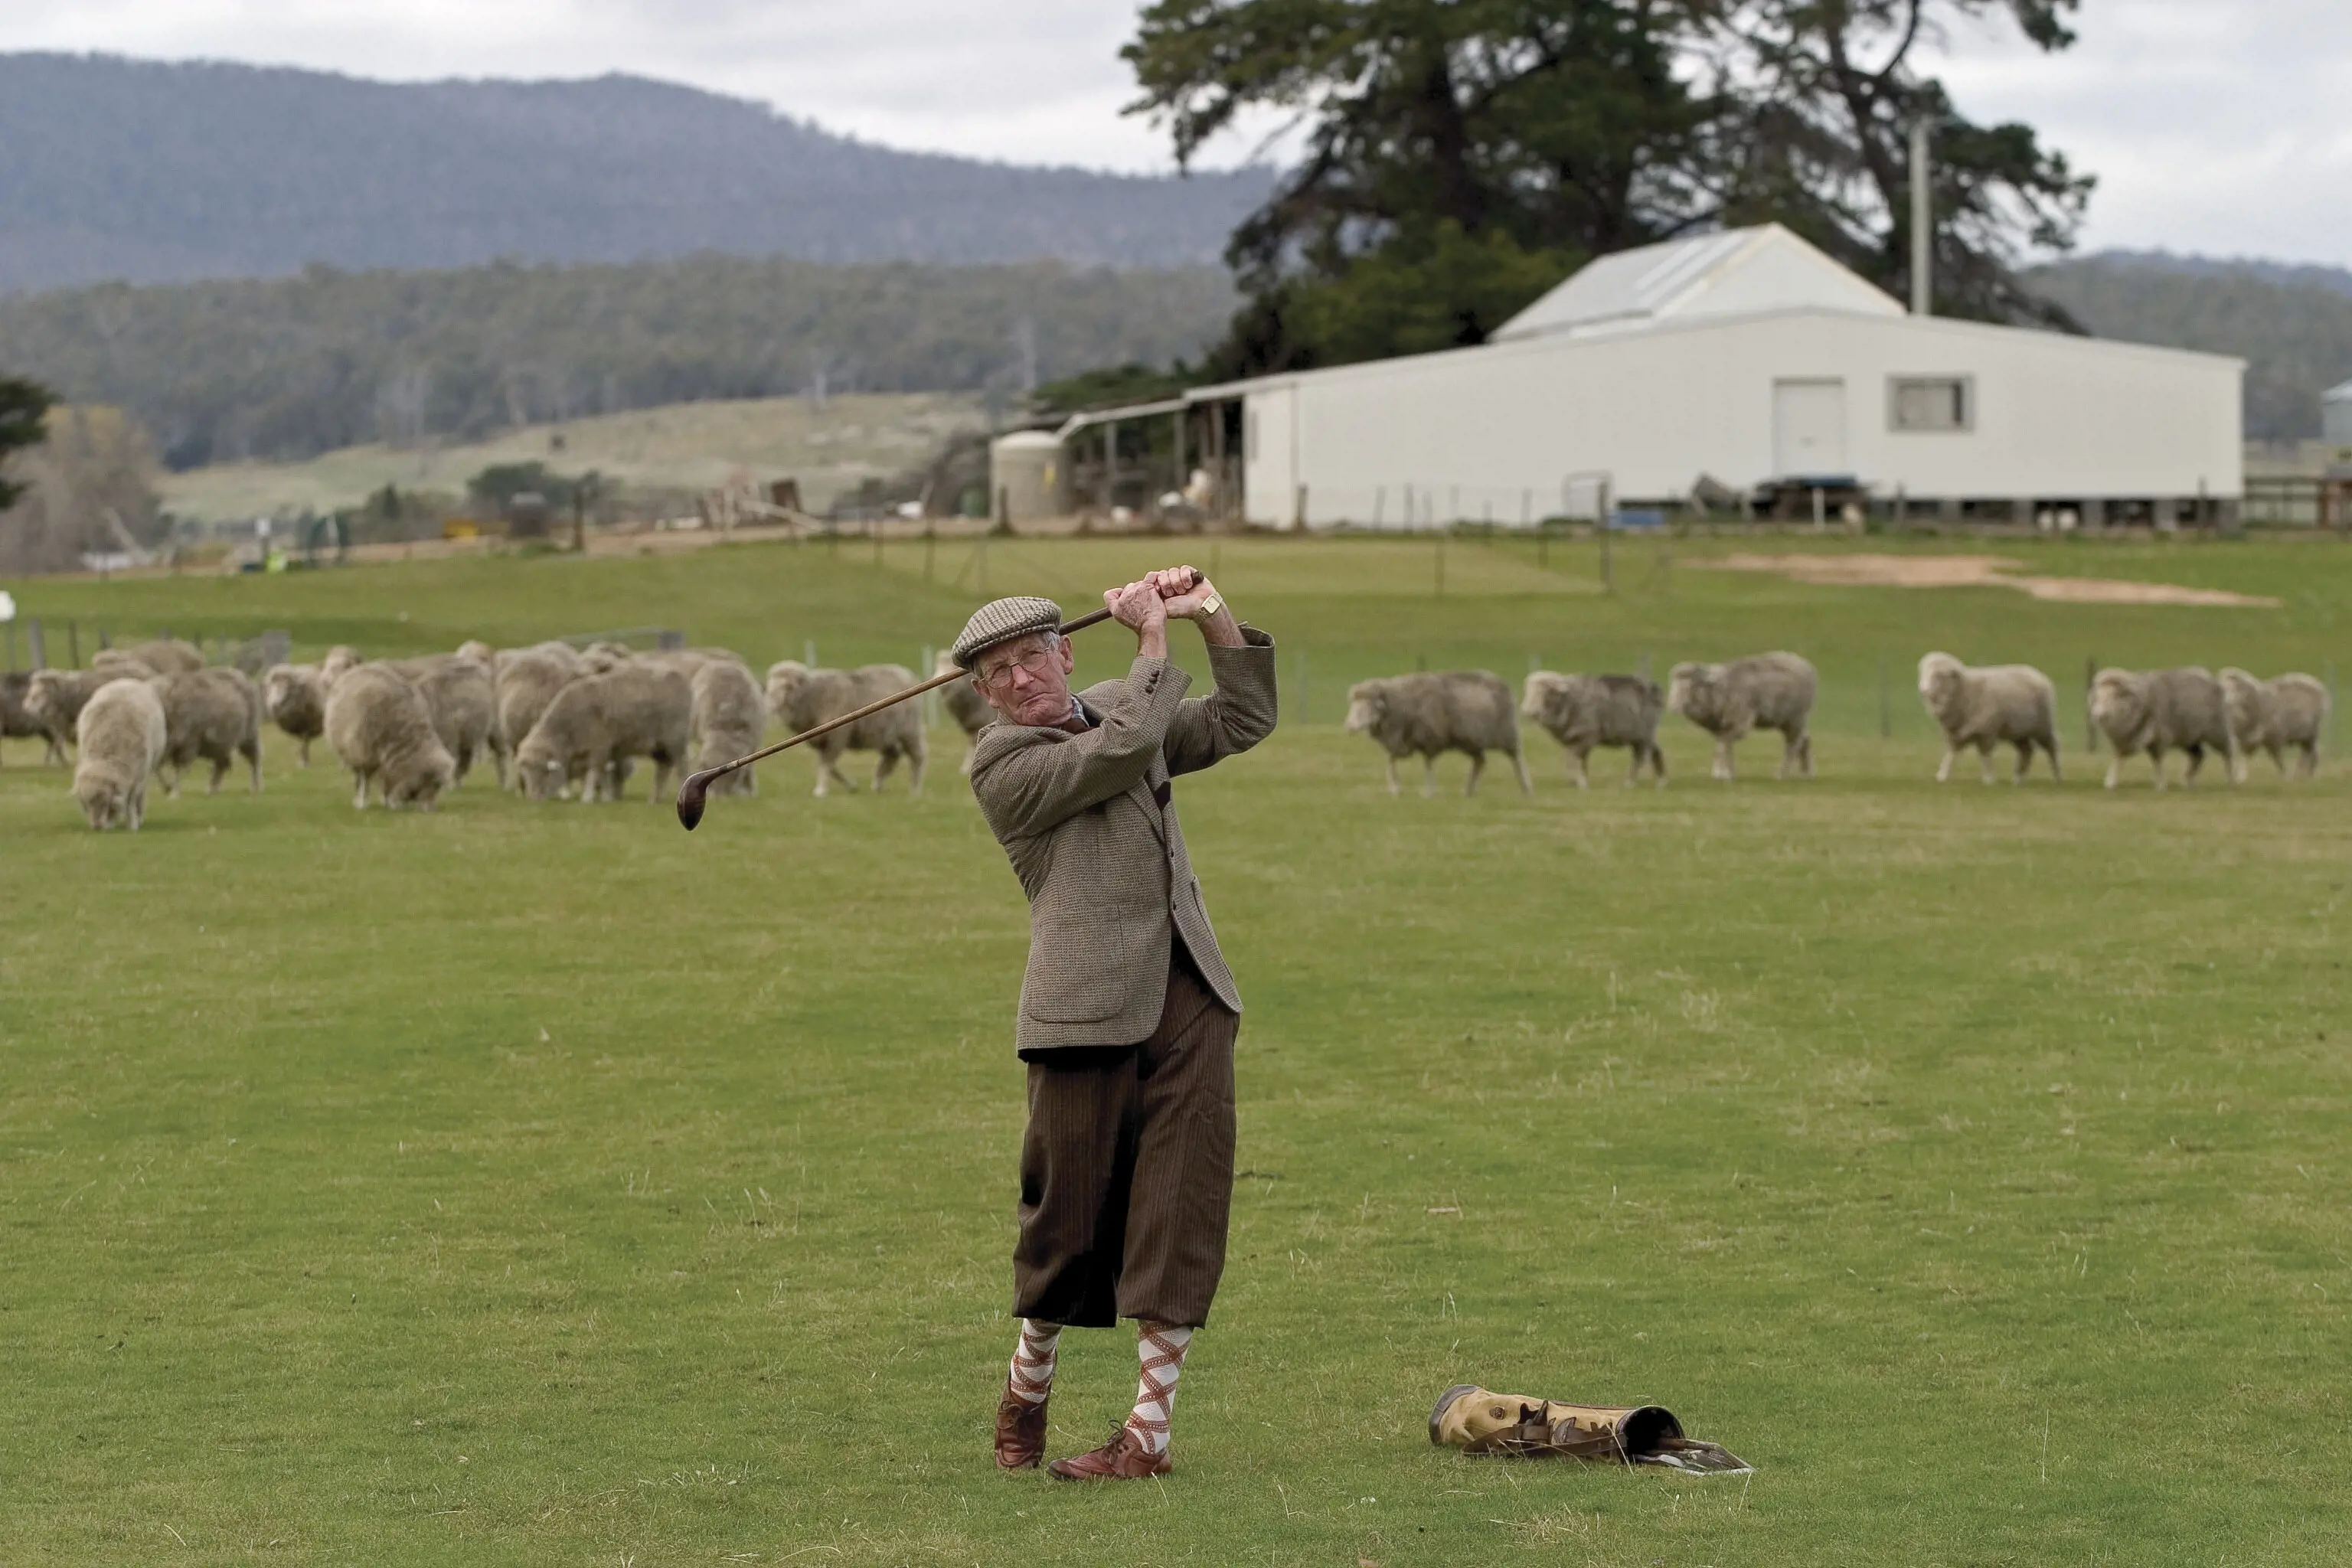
[5,0,2347,266]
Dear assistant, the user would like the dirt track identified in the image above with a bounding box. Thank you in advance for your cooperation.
[1698,552,2282,609]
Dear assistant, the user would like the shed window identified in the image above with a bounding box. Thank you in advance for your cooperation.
[1890,376,1971,432]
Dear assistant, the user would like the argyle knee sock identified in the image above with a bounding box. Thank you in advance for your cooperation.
[1008,1319,1060,1406]
[1123,1321,1194,1455]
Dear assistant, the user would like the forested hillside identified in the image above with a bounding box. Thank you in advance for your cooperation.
[0,54,1272,291]
[0,256,1235,469]
[2033,254,2352,440]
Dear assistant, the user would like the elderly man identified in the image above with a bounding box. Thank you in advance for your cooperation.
[956,567,1277,1481]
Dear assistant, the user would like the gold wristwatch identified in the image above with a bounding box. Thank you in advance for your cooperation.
[1194,591,1222,620]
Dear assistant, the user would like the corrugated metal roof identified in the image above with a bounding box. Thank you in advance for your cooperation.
[1492,223,1903,343]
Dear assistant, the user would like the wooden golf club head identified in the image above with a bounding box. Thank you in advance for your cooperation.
[675,768,719,831]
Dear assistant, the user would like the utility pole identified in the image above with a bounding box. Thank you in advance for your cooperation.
[1909,119,1932,316]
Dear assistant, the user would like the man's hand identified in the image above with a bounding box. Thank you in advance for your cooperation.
[1149,565,1242,648]
[1104,577,1171,659]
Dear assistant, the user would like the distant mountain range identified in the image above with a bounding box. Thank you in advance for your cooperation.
[0,53,1275,292]
[2084,250,2352,301]
[2032,251,2352,440]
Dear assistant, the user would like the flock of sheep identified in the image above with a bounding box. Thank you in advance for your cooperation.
[1,638,999,831]
[1343,654,2331,794]
[3,633,2333,831]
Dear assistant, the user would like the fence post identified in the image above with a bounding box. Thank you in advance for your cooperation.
[805,639,818,668]
[1878,655,1890,739]
[28,619,45,668]
[1434,531,1446,599]
[67,621,80,668]
[924,523,936,583]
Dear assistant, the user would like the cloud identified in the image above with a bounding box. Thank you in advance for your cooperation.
[2,0,2346,260]
[1935,0,2352,263]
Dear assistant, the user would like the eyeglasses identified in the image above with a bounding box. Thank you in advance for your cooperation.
[976,645,1060,687]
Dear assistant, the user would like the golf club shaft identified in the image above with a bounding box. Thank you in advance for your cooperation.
[700,606,1117,782]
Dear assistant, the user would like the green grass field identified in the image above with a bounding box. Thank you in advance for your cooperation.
[5,534,2350,1565]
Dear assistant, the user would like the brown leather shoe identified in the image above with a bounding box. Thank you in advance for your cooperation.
[1046,1426,1171,1481]
[995,1381,1048,1470]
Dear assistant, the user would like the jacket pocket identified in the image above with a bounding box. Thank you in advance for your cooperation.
[1021,911,1157,1024]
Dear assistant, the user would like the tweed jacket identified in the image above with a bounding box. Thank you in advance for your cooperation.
[969,626,1277,1054]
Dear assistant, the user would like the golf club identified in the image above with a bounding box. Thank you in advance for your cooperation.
[675,604,1117,830]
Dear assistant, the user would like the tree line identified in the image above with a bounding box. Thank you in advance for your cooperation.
[0,256,1237,470]
[1122,0,2095,376]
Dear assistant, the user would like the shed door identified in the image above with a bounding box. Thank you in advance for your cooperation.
[1245,385,1297,526]
[1772,378,1848,477]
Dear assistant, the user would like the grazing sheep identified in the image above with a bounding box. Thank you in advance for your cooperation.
[324,664,457,810]
[2,670,68,766]
[1343,671,1532,797]
[149,667,263,795]
[1667,652,1817,781]
[262,664,327,765]
[689,657,766,796]
[390,655,504,788]
[515,662,694,803]
[1519,671,1666,788]
[72,678,167,831]
[492,641,584,681]
[24,667,148,762]
[1917,652,2061,784]
[319,645,364,690]
[456,639,498,665]
[580,640,637,674]
[92,649,163,681]
[2088,667,2237,789]
[495,649,582,792]
[2221,668,2330,779]
[763,660,927,796]
[935,649,994,773]
[121,639,205,675]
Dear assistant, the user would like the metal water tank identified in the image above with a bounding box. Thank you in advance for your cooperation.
[2325,378,2352,446]
[989,431,1069,524]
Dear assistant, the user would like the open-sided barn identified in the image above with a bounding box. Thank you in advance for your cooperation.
[1184,224,2245,528]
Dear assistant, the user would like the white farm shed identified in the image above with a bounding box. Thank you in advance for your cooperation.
[1187,224,2244,528]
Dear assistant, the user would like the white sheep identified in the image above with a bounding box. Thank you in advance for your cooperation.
[2220,669,2329,779]
[149,667,263,795]
[262,664,327,766]
[515,662,694,803]
[1917,652,2060,783]
[73,678,167,831]
[763,661,926,797]
[2088,667,2236,789]
[390,654,504,789]
[2,671,67,766]
[934,649,994,774]
[325,664,458,809]
[1344,671,1532,797]
[1519,671,1665,788]
[1667,652,1817,781]
[689,658,766,796]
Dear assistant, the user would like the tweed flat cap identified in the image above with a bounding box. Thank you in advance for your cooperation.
[952,596,1063,668]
